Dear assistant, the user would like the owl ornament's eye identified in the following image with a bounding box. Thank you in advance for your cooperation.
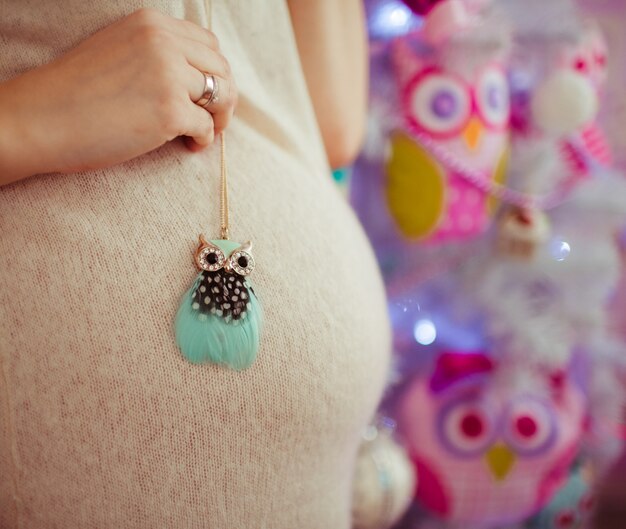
[573,55,589,74]
[195,235,226,272]
[405,69,471,138]
[476,66,510,130]
[227,241,255,276]
[554,509,577,528]
[437,397,496,457]
[502,396,557,456]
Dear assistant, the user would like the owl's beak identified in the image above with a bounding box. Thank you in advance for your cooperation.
[485,443,516,481]
[462,117,483,151]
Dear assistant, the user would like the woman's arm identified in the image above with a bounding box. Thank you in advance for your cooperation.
[287,0,369,169]
[0,8,237,187]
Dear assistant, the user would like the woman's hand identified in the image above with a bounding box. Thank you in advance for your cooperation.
[0,8,237,185]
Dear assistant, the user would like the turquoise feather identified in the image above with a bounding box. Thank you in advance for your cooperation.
[174,239,262,371]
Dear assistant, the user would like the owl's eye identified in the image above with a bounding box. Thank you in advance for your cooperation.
[476,66,510,130]
[438,397,496,457]
[554,509,577,528]
[196,244,226,272]
[574,56,589,73]
[503,396,556,456]
[406,70,471,138]
[229,250,255,276]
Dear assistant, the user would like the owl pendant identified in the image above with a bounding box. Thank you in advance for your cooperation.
[175,236,262,370]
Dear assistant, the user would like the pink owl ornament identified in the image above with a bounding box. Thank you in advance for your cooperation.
[555,21,612,178]
[506,7,608,200]
[386,20,511,245]
[396,353,586,528]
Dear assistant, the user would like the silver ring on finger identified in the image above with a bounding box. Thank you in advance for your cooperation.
[195,73,219,108]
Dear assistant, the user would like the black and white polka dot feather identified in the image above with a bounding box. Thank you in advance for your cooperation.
[191,269,253,322]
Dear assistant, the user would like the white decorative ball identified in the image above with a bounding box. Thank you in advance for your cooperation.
[531,70,598,136]
[352,427,416,529]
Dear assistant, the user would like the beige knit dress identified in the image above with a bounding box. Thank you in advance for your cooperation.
[0,1,391,528]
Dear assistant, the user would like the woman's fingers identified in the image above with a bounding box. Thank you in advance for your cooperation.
[183,102,216,151]
[202,75,236,135]
[186,61,232,102]
[187,72,235,136]
[167,16,220,51]
[129,8,219,51]
[129,8,236,116]
[180,40,232,87]
[169,18,237,139]
[138,8,238,138]
[184,65,236,137]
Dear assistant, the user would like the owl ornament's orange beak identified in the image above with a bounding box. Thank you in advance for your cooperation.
[463,117,483,151]
[485,443,516,481]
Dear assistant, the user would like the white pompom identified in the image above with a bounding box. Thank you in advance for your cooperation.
[352,428,416,529]
[531,70,598,136]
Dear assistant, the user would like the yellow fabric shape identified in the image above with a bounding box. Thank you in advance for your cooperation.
[386,132,445,239]
[487,147,510,214]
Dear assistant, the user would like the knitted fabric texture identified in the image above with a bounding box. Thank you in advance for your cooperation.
[0,1,391,528]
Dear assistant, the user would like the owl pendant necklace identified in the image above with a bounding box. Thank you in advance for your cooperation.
[175,133,262,371]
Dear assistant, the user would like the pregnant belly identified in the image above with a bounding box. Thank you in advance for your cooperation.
[0,120,391,528]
